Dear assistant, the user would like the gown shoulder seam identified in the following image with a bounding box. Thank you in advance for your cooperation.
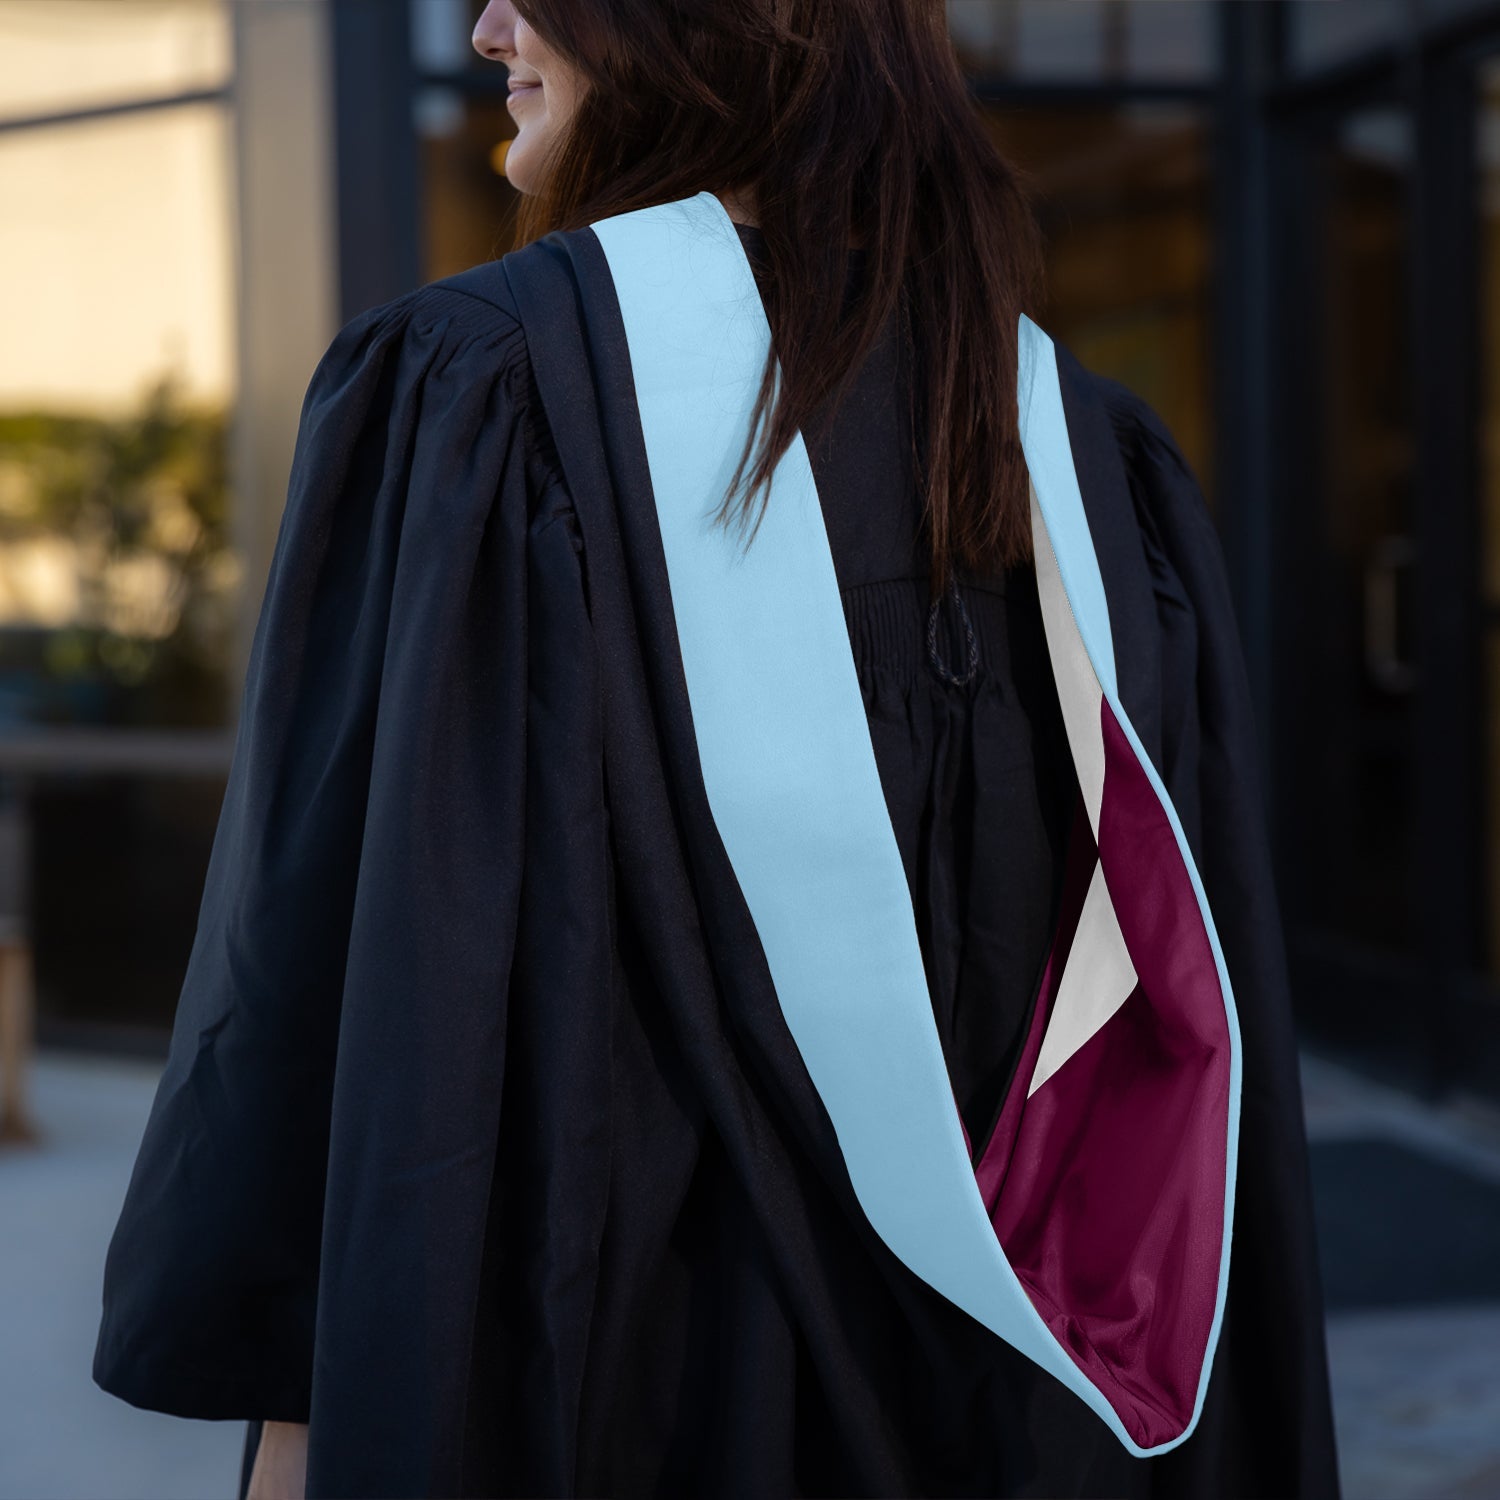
[402,282,574,521]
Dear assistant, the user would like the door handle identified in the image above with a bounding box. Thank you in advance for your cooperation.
[1363,533,1416,694]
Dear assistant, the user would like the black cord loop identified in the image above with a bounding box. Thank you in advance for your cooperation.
[925,574,979,686]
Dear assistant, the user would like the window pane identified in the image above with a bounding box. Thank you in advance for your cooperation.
[1286,0,1403,73]
[946,0,1214,84]
[1123,0,1216,83]
[1420,0,1500,23]
[411,0,477,74]
[1013,0,1111,80]
[0,102,238,729]
[1297,105,1417,951]
[0,0,230,123]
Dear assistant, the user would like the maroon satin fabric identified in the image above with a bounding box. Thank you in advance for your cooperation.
[967,696,1233,1449]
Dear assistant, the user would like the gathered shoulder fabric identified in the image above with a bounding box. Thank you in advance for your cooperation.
[92,279,599,1462]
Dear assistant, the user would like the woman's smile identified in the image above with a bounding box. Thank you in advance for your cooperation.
[471,2,583,191]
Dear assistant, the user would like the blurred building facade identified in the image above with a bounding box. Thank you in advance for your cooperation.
[0,0,1496,1103]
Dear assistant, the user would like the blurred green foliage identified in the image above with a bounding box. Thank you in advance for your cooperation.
[0,371,236,729]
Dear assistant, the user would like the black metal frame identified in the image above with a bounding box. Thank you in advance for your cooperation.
[331,0,422,323]
[1415,39,1490,1094]
[1214,3,1281,772]
[0,87,227,136]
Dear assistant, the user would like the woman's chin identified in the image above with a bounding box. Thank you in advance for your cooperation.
[502,139,540,195]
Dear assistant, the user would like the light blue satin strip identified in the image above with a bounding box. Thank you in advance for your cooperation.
[589,188,1234,1455]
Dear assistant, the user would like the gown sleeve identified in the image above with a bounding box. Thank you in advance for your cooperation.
[91,282,583,1428]
[1095,376,1343,1498]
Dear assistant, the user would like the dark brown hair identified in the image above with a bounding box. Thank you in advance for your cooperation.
[510,0,1045,595]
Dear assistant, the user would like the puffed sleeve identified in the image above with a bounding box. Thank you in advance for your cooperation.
[91,283,584,1431]
[1096,376,1342,1498]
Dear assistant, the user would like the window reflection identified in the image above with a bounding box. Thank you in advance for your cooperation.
[0,102,236,728]
[1286,0,1403,72]
[410,0,480,76]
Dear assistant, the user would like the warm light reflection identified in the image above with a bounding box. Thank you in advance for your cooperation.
[0,103,235,413]
[0,536,81,626]
[0,380,237,719]
[0,0,230,124]
[423,95,520,279]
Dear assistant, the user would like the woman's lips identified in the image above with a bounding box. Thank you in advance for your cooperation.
[507,82,541,106]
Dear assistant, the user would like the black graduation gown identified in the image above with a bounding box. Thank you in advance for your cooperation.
[92,216,1341,1500]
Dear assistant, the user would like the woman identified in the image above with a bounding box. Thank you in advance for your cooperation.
[94,3,1342,1497]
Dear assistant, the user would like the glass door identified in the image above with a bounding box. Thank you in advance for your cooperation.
[1274,98,1432,1087]
[1277,50,1500,1105]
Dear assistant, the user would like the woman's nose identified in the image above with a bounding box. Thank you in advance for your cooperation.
[471,0,516,62]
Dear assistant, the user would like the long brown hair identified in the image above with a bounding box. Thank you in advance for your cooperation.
[510,0,1045,595]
